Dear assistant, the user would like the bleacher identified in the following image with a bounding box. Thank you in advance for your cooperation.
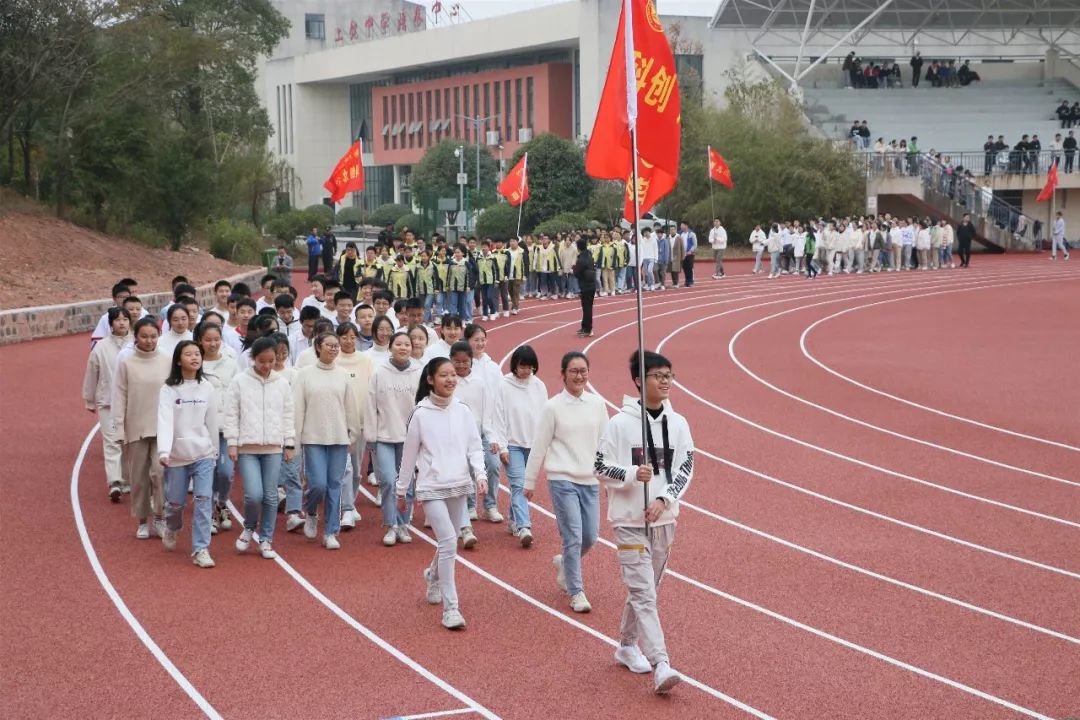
[803,79,1080,153]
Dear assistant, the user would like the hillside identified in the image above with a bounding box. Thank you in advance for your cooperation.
[0,209,261,309]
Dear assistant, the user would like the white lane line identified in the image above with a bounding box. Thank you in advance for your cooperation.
[223,502,501,720]
[396,708,479,719]
[71,425,224,720]
[800,295,1080,453]
[726,285,1080,488]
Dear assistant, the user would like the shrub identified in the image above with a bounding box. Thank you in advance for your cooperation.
[475,203,520,241]
[264,209,323,243]
[208,219,265,265]
[533,211,591,237]
[369,203,411,227]
[304,203,334,226]
[128,222,169,249]
[394,213,424,233]
[336,206,364,229]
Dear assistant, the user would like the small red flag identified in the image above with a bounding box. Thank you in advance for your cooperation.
[708,146,733,189]
[497,153,529,207]
[585,0,681,220]
[1036,159,1058,203]
[323,140,365,203]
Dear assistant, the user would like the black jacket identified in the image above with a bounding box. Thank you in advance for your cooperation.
[573,251,597,292]
[956,222,977,245]
[1064,137,1078,153]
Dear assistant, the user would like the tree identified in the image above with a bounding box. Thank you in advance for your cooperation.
[586,179,625,229]
[369,203,411,227]
[508,133,592,231]
[474,203,519,240]
[534,212,591,237]
[410,140,498,212]
[336,206,364,229]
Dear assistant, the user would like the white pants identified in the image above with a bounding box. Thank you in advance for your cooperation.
[96,407,126,488]
[1052,235,1070,257]
[424,494,469,611]
[615,523,675,666]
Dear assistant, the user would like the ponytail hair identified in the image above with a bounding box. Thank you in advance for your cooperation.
[416,357,453,404]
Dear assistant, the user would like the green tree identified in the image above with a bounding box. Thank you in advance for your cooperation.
[533,211,590,237]
[369,203,411,227]
[508,133,592,231]
[336,206,364,229]
[410,140,498,212]
[586,179,625,229]
[475,203,520,240]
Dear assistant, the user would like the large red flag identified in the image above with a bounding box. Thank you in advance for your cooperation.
[708,146,734,189]
[1036,159,1058,203]
[497,153,529,206]
[323,140,364,203]
[585,0,680,219]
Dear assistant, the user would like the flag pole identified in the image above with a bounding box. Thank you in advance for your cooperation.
[707,145,716,222]
[630,129,650,528]
[515,153,527,238]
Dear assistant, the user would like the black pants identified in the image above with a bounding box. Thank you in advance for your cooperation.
[322,254,335,276]
[1066,152,1075,173]
[958,240,972,267]
[681,255,695,286]
[984,154,994,175]
[579,288,595,333]
[308,256,319,280]
[912,69,920,87]
[670,267,680,287]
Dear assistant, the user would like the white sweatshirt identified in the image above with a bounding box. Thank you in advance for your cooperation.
[523,389,609,489]
[594,396,695,528]
[748,229,766,251]
[497,373,548,448]
[396,396,486,501]
[83,333,130,409]
[709,226,728,250]
[336,350,374,434]
[224,368,296,452]
[158,329,192,359]
[293,361,360,446]
[362,358,422,444]
[454,371,503,446]
[295,345,316,368]
[157,379,218,465]
[639,234,658,262]
[202,354,239,429]
[222,324,244,355]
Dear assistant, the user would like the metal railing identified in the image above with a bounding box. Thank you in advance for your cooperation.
[851,146,1077,177]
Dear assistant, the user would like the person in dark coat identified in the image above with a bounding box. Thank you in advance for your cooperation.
[320,226,337,276]
[572,237,597,337]
[910,52,924,88]
[956,213,976,268]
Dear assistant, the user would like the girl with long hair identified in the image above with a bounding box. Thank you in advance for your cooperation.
[83,307,132,501]
[195,320,239,535]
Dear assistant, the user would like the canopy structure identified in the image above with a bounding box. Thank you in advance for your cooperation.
[708,0,1080,87]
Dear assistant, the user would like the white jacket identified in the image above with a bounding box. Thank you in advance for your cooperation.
[362,358,422,444]
[709,225,728,250]
[454,371,503,446]
[396,396,486,500]
[594,396,694,528]
[83,333,130,409]
[748,229,766,251]
[497,373,549,448]
[203,355,239,429]
[224,369,296,450]
[157,379,218,465]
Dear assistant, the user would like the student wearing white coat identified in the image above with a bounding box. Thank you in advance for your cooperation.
[709,219,728,278]
[496,345,548,548]
[83,307,132,500]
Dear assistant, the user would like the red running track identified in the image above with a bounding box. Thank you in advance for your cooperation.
[2,255,1078,719]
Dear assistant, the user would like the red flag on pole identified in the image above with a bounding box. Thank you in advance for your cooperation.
[585,0,681,219]
[708,146,734,189]
[497,153,529,206]
[323,140,365,203]
[1036,159,1058,203]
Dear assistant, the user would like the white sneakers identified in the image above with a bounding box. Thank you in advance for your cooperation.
[569,592,591,613]
[323,534,340,550]
[468,506,478,521]
[161,528,177,552]
[304,514,318,540]
[552,554,567,592]
[653,662,683,694]
[383,527,398,546]
[483,508,503,523]
[259,541,276,559]
[423,568,442,605]
[615,645,652,674]
[442,607,466,630]
[235,528,253,552]
[517,527,533,548]
[502,310,510,318]
[367,472,378,486]
[285,514,305,533]
[218,506,232,531]
[460,527,478,549]
[109,483,122,503]
[192,549,215,568]
[340,510,358,531]
[396,526,412,544]
[136,523,150,540]
[152,519,167,539]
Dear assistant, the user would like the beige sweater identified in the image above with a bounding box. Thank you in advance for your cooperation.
[113,349,171,442]
[336,350,374,433]
[524,389,609,489]
[83,333,130,409]
[293,361,360,446]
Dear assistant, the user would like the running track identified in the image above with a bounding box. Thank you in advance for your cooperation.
[2,256,1078,719]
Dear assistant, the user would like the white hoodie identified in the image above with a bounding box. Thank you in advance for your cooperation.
[362,357,423,444]
[224,368,296,452]
[157,378,219,465]
[497,372,549,448]
[594,395,694,528]
[396,396,486,501]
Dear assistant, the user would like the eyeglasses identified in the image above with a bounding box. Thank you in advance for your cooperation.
[646,372,676,383]
[321,344,341,351]
[565,368,589,377]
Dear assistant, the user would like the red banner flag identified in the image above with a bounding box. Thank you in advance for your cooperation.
[585,0,680,220]
[1036,159,1058,203]
[497,153,529,207]
[708,146,733,189]
[323,140,365,203]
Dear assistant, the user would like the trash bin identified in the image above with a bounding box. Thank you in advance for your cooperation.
[263,248,277,272]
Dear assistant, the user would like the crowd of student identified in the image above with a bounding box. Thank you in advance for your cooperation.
[81,259,696,693]
[841,52,981,90]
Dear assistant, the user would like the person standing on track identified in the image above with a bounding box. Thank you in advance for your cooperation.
[397,357,487,630]
[709,218,727,279]
[956,213,976,268]
[83,307,132,502]
[573,238,597,338]
[1051,211,1071,260]
[195,320,239,536]
[465,324,504,524]
[113,317,171,541]
[448,341,497,547]
[334,322,374,532]
[293,332,359,550]
[595,350,694,694]
[524,351,609,613]
[225,336,295,560]
[497,344,548,548]
[157,341,219,568]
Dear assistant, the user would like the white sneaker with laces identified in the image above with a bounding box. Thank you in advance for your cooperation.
[323,534,340,550]
[235,528,253,552]
[569,592,591,613]
[340,510,356,531]
[468,506,478,521]
[460,527,478,549]
[383,527,398,546]
[374,488,382,507]
[653,662,682,694]
[396,526,412,544]
[285,514,305,533]
[161,528,177,551]
[192,549,215,568]
[136,523,150,540]
[259,541,277,559]
[517,527,533,548]
[152,519,167,539]
[423,568,442,605]
[109,483,122,503]
[483,508,503,523]
[367,472,378,486]
[210,517,219,535]
[502,311,510,318]
[304,515,318,540]
[615,645,652,674]
[553,554,567,592]
[442,607,466,630]
[218,506,232,531]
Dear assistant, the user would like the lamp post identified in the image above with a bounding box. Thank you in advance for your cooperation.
[454,145,465,235]
[456,112,498,203]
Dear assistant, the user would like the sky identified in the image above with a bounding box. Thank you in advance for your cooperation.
[459,1,717,20]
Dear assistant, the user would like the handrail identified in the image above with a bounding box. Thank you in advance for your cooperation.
[848,146,1073,178]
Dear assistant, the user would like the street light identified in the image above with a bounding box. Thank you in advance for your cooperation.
[453,145,465,234]
[456,113,498,200]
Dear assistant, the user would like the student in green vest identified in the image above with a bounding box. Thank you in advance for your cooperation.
[476,240,499,321]
[525,235,540,298]
[445,245,473,322]
[412,249,438,323]
[600,234,618,297]
[493,239,511,318]
[505,237,526,315]
[433,245,450,320]
[387,255,412,301]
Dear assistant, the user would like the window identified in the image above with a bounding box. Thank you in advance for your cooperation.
[408,93,415,149]
[484,82,491,137]
[504,79,512,142]
[390,94,397,149]
[515,78,523,131]
[276,86,282,154]
[304,14,325,40]
[382,96,389,150]
[287,85,294,153]
[526,76,534,129]
[453,87,460,138]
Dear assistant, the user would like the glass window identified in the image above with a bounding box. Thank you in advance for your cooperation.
[515,78,522,132]
[304,14,325,40]
[425,90,432,146]
[504,79,512,141]
[276,86,282,154]
[382,95,389,150]
[408,93,415,149]
[454,87,460,138]
[526,76,534,129]
[390,94,397,149]
[484,82,491,138]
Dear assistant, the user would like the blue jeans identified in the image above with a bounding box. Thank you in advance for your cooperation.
[541,272,558,296]
[238,452,282,542]
[280,447,303,514]
[641,259,655,287]
[548,479,600,596]
[303,444,347,536]
[769,250,781,274]
[505,446,531,530]
[423,293,436,323]
[213,435,233,509]
[482,434,500,510]
[375,441,413,527]
[164,457,214,554]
